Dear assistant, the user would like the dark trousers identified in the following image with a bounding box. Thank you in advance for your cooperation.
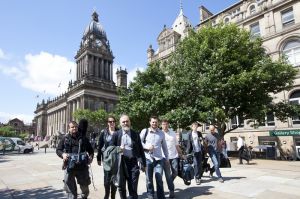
[118,156,140,199]
[104,170,117,199]
[238,146,249,163]
[64,167,90,199]
[193,151,203,180]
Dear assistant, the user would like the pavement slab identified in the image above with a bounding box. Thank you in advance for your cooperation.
[0,148,299,199]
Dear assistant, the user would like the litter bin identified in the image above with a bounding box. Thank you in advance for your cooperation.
[266,146,276,159]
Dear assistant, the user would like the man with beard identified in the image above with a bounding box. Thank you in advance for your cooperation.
[56,121,94,199]
[114,114,146,199]
[140,116,169,199]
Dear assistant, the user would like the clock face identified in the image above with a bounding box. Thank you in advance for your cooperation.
[95,39,102,47]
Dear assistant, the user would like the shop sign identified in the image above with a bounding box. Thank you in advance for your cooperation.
[269,130,300,136]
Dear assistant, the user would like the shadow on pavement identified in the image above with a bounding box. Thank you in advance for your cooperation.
[0,186,65,199]
[174,185,214,198]
[137,186,214,199]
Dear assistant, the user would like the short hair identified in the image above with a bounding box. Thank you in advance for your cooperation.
[161,119,169,123]
[68,121,78,126]
[149,116,159,121]
[192,122,198,126]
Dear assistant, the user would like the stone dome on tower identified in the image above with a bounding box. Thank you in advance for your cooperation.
[83,11,107,40]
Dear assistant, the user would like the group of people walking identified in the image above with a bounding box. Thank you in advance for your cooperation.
[56,114,225,199]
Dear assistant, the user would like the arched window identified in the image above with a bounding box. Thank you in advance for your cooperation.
[224,17,230,24]
[283,40,300,67]
[250,5,256,15]
[289,90,300,124]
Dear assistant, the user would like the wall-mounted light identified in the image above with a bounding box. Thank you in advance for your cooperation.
[250,141,253,144]
[283,141,287,144]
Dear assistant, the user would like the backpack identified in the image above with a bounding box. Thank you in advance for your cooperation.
[142,128,148,144]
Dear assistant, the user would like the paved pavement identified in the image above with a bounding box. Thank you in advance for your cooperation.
[0,148,299,199]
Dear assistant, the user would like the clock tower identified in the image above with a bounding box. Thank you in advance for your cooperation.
[75,11,114,83]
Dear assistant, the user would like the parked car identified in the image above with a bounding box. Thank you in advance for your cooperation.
[0,137,16,151]
[2,137,34,153]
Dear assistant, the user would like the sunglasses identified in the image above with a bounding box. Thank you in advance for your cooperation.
[108,121,116,123]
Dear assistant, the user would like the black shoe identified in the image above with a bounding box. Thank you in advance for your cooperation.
[169,191,175,198]
[196,179,201,185]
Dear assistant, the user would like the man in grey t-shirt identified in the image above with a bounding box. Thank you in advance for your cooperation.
[204,125,224,183]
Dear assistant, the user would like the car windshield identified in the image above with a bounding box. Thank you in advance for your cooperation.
[17,140,25,146]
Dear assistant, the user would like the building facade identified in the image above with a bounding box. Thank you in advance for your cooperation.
[34,11,127,136]
[147,6,193,64]
[197,0,300,159]
[148,0,300,159]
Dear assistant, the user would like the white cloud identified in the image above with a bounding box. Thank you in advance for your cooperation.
[0,51,76,96]
[0,111,34,124]
[127,66,145,84]
[113,64,145,86]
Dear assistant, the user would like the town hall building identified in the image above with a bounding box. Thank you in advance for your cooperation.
[34,11,127,136]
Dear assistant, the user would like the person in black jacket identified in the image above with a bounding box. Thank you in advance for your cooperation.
[97,115,118,199]
[56,121,94,199]
[186,122,203,185]
[113,114,146,199]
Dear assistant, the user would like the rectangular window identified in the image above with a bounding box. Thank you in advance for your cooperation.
[266,112,275,126]
[231,116,244,128]
[281,8,294,27]
[250,22,260,37]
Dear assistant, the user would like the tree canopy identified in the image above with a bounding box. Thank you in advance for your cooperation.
[73,108,109,132]
[116,24,298,135]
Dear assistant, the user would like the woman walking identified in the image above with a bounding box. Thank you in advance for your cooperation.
[97,116,118,199]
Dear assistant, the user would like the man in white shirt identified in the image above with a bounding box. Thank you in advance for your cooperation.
[161,119,183,198]
[237,135,249,164]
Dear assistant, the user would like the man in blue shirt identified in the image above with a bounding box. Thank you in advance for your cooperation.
[140,116,169,199]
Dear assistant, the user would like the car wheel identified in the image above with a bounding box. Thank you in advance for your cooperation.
[24,149,29,154]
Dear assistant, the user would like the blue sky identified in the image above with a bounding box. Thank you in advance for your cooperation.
[0,0,238,124]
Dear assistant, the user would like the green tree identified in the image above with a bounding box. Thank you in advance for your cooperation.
[0,126,17,137]
[116,62,170,130]
[73,108,108,132]
[165,24,298,136]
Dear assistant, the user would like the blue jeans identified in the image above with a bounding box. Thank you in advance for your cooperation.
[208,147,222,179]
[163,158,178,192]
[146,159,165,199]
[193,151,202,179]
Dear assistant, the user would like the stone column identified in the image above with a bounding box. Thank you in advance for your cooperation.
[95,57,99,79]
[110,62,113,81]
[101,59,104,79]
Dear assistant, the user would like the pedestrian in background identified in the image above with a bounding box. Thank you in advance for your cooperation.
[204,125,224,183]
[186,122,203,185]
[237,135,249,164]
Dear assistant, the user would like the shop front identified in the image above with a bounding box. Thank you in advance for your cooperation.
[269,129,300,160]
